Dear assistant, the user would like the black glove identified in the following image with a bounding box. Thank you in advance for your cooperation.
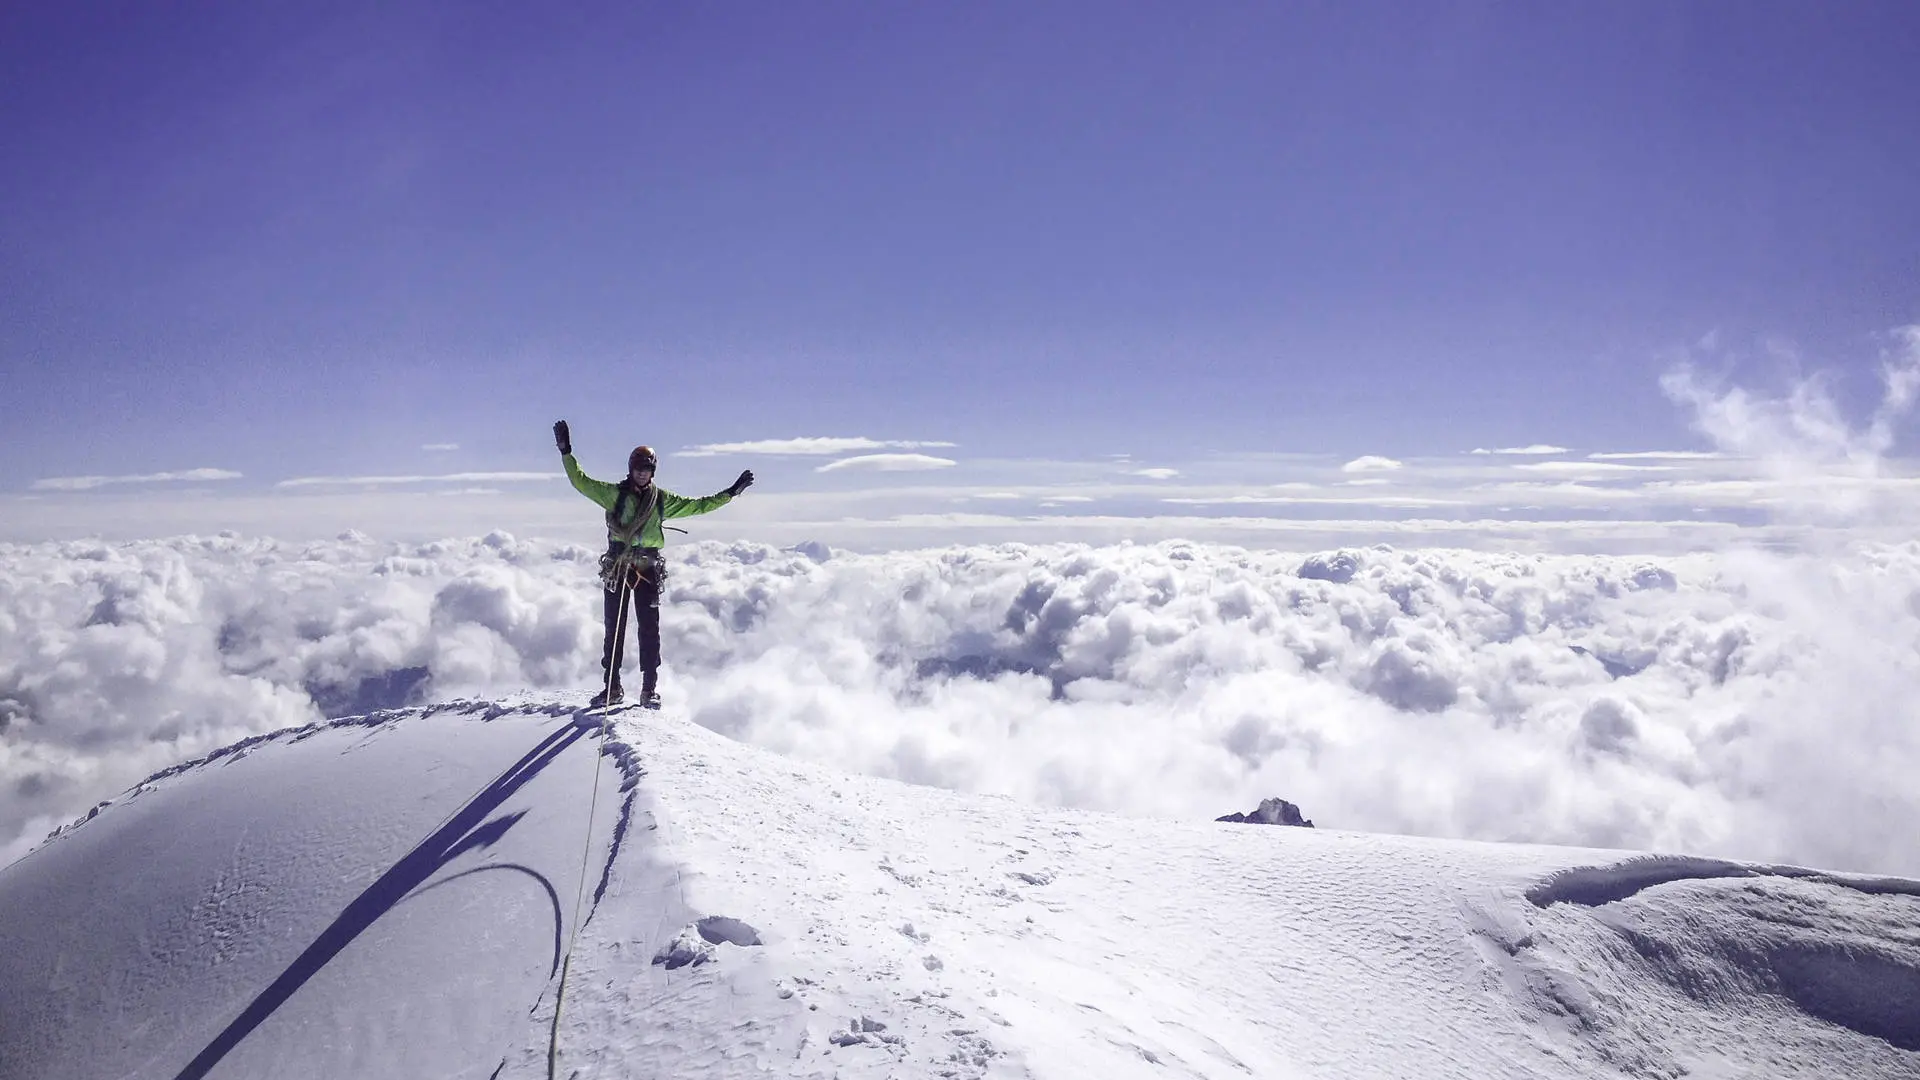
[727,469,754,497]
[553,420,571,456]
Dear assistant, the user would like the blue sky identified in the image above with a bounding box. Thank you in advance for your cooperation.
[4,3,1918,543]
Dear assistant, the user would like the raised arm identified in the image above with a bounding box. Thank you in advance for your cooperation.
[554,419,618,510]
[661,470,754,519]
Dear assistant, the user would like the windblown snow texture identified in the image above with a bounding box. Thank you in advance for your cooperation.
[0,699,629,1080]
[2,699,1918,1079]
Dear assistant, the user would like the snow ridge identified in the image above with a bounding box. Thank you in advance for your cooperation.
[1500,854,1920,1063]
[5,698,1919,1079]
[1528,852,1920,908]
[2,696,624,1080]
[34,697,580,852]
[585,717,644,916]
[171,716,591,1079]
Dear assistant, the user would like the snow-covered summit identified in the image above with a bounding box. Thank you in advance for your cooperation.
[2,698,1916,1079]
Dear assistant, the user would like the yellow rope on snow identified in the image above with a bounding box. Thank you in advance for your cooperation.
[548,572,626,1078]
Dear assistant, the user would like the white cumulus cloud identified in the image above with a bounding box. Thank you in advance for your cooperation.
[1470,445,1569,456]
[1341,456,1403,473]
[5,535,1919,879]
[1130,468,1180,480]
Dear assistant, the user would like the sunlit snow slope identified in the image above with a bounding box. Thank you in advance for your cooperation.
[2,699,1916,1080]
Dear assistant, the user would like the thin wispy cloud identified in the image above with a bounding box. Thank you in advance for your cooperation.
[1657,326,1920,521]
[1640,479,1777,499]
[1513,461,1680,475]
[15,345,1920,551]
[1638,476,1920,506]
[1341,456,1403,473]
[421,443,460,453]
[808,513,1763,545]
[1662,328,1920,475]
[31,468,243,492]
[276,472,553,488]
[1470,445,1569,455]
[682,437,957,457]
[814,453,958,473]
[1587,450,1723,460]
[1164,493,1465,508]
[1470,481,1650,503]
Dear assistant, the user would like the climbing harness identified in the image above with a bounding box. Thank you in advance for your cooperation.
[598,545,666,593]
[599,480,671,595]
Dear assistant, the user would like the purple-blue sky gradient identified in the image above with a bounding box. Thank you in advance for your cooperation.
[4,2,1917,492]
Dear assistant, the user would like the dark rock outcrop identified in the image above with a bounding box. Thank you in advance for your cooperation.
[1217,797,1315,828]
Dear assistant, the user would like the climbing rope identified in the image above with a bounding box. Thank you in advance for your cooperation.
[547,571,628,1078]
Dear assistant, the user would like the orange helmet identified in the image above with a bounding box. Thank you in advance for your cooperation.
[628,445,657,473]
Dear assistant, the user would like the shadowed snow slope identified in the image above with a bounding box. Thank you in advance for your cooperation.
[2,699,1917,1080]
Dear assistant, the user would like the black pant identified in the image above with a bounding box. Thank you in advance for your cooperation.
[601,558,661,688]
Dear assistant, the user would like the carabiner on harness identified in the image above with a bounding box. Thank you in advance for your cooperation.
[599,547,665,592]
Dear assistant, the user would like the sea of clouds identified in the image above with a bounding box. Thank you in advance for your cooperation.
[4,530,1917,877]
[7,332,1919,875]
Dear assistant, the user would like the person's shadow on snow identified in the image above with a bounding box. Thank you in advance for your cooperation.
[171,721,591,1080]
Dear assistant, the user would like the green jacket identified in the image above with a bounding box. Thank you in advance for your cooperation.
[564,453,734,549]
